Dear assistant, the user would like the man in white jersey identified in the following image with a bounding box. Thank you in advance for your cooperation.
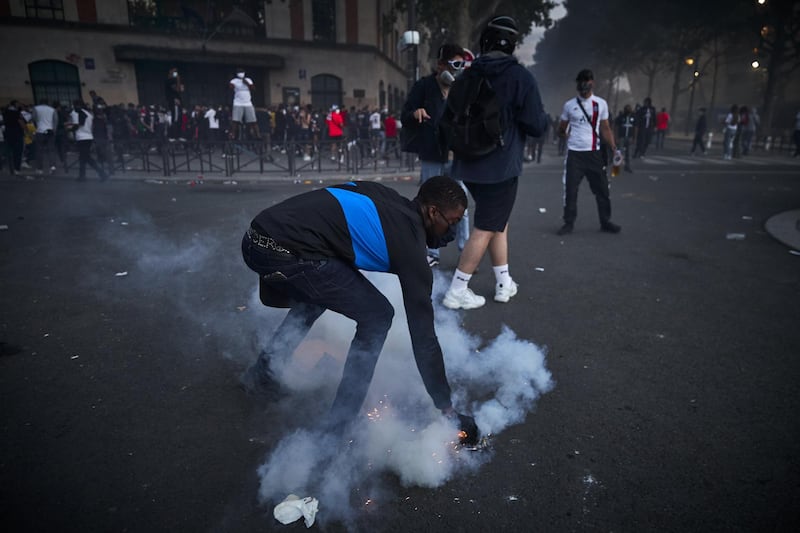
[33,100,58,173]
[228,68,261,141]
[556,69,621,235]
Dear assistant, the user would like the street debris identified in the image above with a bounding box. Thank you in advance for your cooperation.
[725,233,746,240]
[273,494,318,528]
[115,271,128,277]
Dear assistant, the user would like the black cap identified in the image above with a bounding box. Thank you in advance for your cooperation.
[576,69,594,82]
[480,15,519,54]
[487,16,519,35]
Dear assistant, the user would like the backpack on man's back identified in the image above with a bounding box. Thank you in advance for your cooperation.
[440,68,504,160]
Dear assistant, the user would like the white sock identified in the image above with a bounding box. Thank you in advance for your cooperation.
[449,269,472,292]
[493,264,512,287]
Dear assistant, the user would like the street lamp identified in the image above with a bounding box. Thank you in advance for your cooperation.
[685,57,700,135]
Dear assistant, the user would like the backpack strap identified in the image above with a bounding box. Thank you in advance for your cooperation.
[576,97,596,128]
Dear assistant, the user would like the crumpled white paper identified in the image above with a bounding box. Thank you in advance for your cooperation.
[273,494,319,528]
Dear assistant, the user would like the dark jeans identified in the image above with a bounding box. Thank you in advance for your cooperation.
[77,139,108,180]
[691,133,706,154]
[6,136,23,171]
[241,232,394,428]
[562,150,612,225]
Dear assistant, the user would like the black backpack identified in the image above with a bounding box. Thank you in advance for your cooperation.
[441,69,504,160]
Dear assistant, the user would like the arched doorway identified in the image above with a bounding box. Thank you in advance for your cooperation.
[28,60,81,106]
[310,74,342,111]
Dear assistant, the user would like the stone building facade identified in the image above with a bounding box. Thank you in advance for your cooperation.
[0,0,416,112]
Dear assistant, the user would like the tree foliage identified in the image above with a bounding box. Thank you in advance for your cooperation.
[394,0,556,62]
[531,0,800,131]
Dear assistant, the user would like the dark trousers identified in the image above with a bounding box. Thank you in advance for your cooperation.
[241,233,394,429]
[562,150,612,225]
[34,132,56,171]
[794,130,800,156]
[620,137,633,169]
[691,133,706,154]
[77,139,107,180]
[6,136,23,171]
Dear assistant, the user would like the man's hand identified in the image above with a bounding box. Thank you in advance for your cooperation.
[443,408,480,445]
[414,108,431,123]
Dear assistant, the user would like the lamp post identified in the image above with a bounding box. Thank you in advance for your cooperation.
[684,57,700,136]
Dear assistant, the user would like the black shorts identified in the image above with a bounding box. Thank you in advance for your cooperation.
[463,177,519,232]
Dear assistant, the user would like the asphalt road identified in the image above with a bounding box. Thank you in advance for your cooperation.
[1,145,799,532]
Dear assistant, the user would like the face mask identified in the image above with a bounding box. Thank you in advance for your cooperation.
[577,81,592,94]
[427,224,456,249]
[440,70,455,86]
[173,72,178,78]
[237,72,245,79]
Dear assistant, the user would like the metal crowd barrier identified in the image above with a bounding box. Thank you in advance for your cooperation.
[55,138,418,178]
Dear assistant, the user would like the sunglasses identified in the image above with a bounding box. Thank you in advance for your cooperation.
[434,207,461,228]
[447,60,466,70]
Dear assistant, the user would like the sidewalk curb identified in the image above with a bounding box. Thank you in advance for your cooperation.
[765,209,800,251]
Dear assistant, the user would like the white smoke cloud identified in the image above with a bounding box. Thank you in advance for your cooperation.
[255,270,554,526]
[93,212,554,527]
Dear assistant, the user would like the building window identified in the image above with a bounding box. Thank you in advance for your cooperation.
[25,0,65,20]
[312,0,336,42]
[28,60,80,106]
[379,80,385,110]
[310,74,342,111]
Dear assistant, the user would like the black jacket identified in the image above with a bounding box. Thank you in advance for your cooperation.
[253,181,453,410]
[401,74,448,163]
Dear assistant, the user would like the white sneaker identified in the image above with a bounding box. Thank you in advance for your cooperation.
[494,279,518,303]
[443,287,486,310]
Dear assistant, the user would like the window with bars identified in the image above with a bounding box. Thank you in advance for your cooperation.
[29,60,81,106]
[25,0,65,20]
[312,0,336,42]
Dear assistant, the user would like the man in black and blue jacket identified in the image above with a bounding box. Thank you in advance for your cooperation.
[241,176,478,442]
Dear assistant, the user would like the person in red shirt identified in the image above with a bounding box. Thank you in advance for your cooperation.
[655,107,670,150]
[325,104,344,162]
[383,111,398,158]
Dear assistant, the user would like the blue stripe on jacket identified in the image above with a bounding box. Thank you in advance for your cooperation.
[326,187,389,271]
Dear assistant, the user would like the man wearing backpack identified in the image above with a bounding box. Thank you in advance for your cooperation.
[556,69,621,236]
[401,43,471,267]
[439,16,546,310]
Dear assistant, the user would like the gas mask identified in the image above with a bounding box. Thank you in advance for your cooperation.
[426,224,456,249]
[439,70,455,86]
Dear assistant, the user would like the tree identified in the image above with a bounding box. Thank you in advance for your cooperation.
[394,0,556,63]
[755,0,800,131]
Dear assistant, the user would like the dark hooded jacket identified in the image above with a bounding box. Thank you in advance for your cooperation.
[451,51,546,183]
[400,73,449,163]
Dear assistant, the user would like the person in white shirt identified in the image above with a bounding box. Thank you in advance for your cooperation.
[33,101,58,173]
[556,69,620,235]
[69,99,108,182]
[204,105,220,141]
[228,68,261,141]
[368,108,383,156]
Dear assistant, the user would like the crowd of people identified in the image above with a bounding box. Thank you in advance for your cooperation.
[0,96,414,177]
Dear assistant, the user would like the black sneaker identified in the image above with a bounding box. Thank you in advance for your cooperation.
[239,363,286,401]
[600,221,621,233]
[557,223,573,236]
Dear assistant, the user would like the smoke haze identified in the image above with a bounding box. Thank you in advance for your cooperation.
[255,270,554,526]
